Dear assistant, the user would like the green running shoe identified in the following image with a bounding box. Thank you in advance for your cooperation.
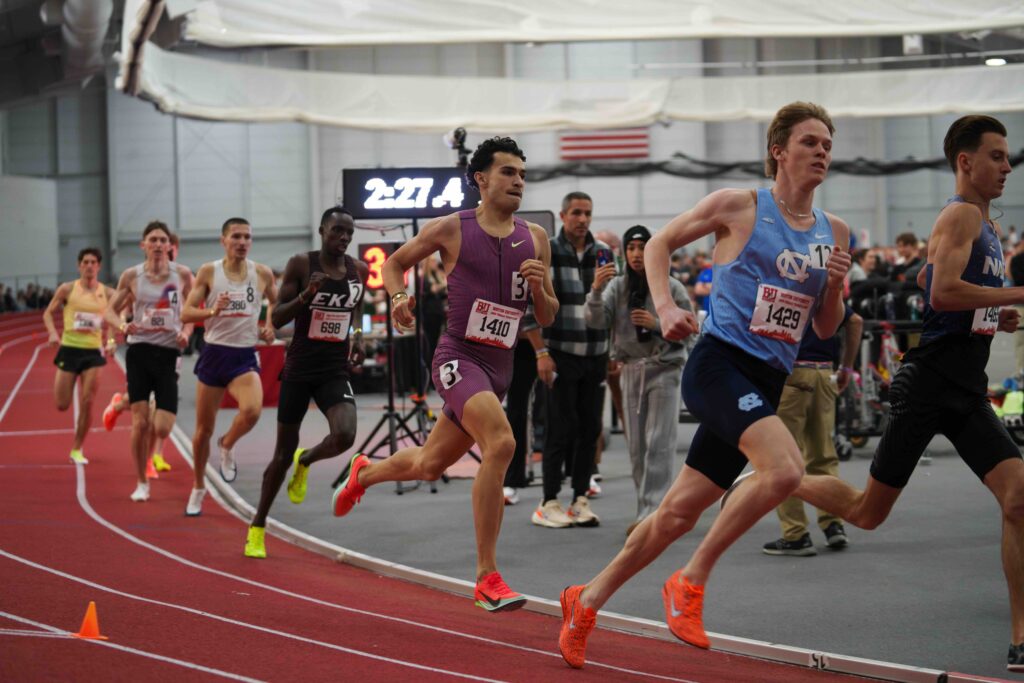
[244,526,266,559]
[287,448,309,504]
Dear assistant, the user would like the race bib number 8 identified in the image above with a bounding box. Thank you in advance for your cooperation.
[309,309,351,342]
[465,298,522,349]
[749,284,813,344]
[73,312,101,332]
[972,306,999,336]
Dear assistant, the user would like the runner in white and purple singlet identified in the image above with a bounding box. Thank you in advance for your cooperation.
[331,137,559,613]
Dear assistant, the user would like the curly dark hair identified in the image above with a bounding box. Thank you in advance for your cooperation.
[465,137,526,190]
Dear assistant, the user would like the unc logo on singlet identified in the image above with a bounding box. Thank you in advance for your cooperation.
[984,255,1005,279]
[775,244,833,283]
[308,283,363,343]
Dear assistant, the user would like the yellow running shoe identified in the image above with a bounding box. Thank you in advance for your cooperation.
[287,448,309,504]
[152,453,171,472]
[244,526,266,559]
[69,449,89,465]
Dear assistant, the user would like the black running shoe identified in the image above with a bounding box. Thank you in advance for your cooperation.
[824,521,849,549]
[1009,642,1024,672]
[763,533,817,556]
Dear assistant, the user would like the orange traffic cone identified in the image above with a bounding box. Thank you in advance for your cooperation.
[73,601,108,640]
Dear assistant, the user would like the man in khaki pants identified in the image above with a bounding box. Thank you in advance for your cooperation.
[763,305,863,556]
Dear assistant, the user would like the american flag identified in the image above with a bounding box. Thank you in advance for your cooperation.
[559,127,650,161]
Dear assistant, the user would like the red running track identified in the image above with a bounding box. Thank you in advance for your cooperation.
[0,315,869,682]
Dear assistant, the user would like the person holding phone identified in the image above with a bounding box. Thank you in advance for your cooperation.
[526,191,613,528]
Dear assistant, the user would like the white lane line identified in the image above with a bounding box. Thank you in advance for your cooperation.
[0,333,44,355]
[0,628,70,638]
[72,465,696,683]
[0,342,44,425]
[0,609,265,682]
[0,427,131,437]
[0,552,504,682]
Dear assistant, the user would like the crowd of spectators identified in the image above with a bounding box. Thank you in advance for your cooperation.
[0,282,55,313]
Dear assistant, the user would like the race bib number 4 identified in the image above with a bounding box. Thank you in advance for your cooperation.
[972,306,999,336]
[142,306,175,330]
[309,309,351,342]
[465,299,522,349]
[749,284,813,344]
[72,312,101,332]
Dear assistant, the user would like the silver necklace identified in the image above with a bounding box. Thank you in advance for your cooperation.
[773,191,813,219]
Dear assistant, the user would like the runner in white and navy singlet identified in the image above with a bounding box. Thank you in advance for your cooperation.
[331,138,559,613]
[182,217,278,515]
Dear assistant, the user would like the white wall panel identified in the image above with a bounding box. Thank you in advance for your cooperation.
[176,118,247,233]
[0,175,58,286]
[249,122,310,229]
[5,101,55,176]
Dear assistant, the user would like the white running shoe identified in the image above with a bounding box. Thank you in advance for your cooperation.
[218,437,237,483]
[531,500,573,528]
[503,486,520,506]
[130,482,150,502]
[586,477,602,498]
[185,488,207,516]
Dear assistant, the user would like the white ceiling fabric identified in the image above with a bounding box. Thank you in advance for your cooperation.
[181,0,1024,47]
[129,44,1024,132]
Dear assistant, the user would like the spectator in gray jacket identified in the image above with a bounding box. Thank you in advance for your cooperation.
[585,225,694,535]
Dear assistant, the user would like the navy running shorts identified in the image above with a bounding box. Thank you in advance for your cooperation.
[681,334,788,489]
[277,375,355,425]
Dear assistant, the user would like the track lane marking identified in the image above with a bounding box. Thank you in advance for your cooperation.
[0,608,265,681]
[0,553,505,682]
[0,342,45,425]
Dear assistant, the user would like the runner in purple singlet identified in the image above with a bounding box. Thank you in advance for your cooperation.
[331,137,559,613]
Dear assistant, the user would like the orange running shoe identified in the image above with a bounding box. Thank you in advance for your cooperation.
[559,585,597,668]
[474,571,526,613]
[145,456,159,480]
[332,453,370,517]
[102,393,124,431]
[662,570,710,649]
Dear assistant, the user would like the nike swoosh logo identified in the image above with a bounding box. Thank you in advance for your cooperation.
[814,233,827,238]
[511,240,526,248]
[569,608,576,630]
[342,395,354,400]
[480,592,503,608]
[670,592,684,618]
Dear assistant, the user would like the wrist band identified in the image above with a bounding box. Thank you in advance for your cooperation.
[535,348,549,359]
[391,291,409,305]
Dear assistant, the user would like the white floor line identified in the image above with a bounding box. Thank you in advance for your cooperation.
[71,463,698,683]
[0,553,503,682]
[0,332,45,355]
[0,426,131,437]
[0,608,265,682]
[0,342,44,425]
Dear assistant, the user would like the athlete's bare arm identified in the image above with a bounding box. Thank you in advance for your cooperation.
[181,263,218,324]
[929,203,1023,310]
[177,264,196,347]
[384,213,460,329]
[645,189,755,340]
[257,263,278,343]
[105,268,137,333]
[811,214,852,339]
[42,281,73,346]
[271,254,311,329]
[525,222,559,327]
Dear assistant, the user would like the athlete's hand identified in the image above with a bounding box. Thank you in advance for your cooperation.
[302,272,328,302]
[592,263,617,292]
[519,259,547,293]
[836,367,852,393]
[537,353,557,387]
[825,246,852,290]
[392,295,416,331]
[259,324,276,344]
[630,309,657,330]
[211,292,231,316]
[123,321,139,336]
[999,307,1020,333]
[658,305,698,341]
[176,330,190,349]
[47,331,60,348]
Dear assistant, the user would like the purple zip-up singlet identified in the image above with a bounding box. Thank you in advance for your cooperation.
[431,210,535,428]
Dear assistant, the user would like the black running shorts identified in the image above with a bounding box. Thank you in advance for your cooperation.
[53,346,106,375]
[125,343,180,414]
[681,334,789,490]
[870,361,1021,488]
[277,375,355,425]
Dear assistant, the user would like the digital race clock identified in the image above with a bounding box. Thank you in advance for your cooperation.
[342,167,481,220]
